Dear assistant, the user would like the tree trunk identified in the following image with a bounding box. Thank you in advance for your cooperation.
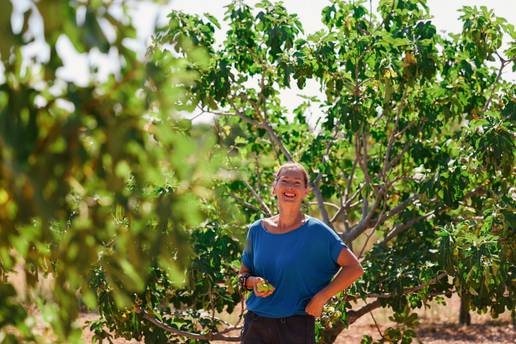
[459,296,471,325]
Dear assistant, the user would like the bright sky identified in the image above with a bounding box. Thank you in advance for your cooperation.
[8,0,516,124]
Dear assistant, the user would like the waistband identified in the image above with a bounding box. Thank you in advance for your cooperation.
[246,311,313,324]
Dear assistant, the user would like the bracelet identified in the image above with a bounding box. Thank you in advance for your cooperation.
[238,272,252,290]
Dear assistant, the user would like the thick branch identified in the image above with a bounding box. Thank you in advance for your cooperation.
[331,144,360,225]
[139,308,241,342]
[341,185,386,242]
[323,272,450,342]
[320,299,382,343]
[348,299,382,325]
[311,182,332,227]
[312,124,342,227]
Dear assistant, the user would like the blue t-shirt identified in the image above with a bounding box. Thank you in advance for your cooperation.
[241,216,347,318]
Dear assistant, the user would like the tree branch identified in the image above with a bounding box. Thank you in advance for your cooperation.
[202,107,265,129]
[369,194,421,230]
[347,299,383,325]
[344,158,358,204]
[482,56,509,113]
[308,201,340,211]
[243,180,272,216]
[366,272,448,298]
[204,102,293,164]
[357,204,386,260]
[349,272,449,319]
[262,122,293,161]
[138,308,242,342]
[384,142,410,175]
[331,141,360,226]
[370,312,384,340]
[331,197,361,224]
[341,184,386,242]
[381,109,401,180]
[357,183,487,252]
[381,91,410,179]
[311,183,332,227]
[355,131,373,186]
[380,210,435,246]
[311,121,342,227]
[228,192,262,213]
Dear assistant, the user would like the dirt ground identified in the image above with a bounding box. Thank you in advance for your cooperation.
[76,293,514,343]
[331,294,514,344]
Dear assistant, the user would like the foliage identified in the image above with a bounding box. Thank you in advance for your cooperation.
[0,0,229,342]
[89,199,245,344]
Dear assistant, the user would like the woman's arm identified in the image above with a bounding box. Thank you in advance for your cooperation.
[305,248,364,317]
[239,264,274,297]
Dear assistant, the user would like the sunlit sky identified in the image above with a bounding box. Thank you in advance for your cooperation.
[9,0,516,124]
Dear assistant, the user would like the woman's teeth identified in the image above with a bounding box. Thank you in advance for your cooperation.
[283,192,296,198]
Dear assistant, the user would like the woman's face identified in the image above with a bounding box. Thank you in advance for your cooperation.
[272,168,309,205]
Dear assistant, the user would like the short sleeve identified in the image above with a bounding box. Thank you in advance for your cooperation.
[327,228,348,265]
[241,225,254,272]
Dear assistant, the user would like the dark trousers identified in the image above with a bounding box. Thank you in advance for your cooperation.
[241,311,316,344]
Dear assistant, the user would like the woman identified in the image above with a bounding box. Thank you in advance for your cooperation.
[238,162,364,344]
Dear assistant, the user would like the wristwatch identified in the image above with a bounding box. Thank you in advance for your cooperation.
[238,272,252,290]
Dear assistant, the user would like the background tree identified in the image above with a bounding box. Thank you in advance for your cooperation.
[143,0,514,343]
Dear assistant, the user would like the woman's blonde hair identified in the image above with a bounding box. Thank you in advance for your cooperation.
[274,162,310,188]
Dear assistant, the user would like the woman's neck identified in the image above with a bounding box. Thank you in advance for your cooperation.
[276,207,304,229]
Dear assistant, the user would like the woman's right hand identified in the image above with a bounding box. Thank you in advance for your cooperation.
[251,277,274,297]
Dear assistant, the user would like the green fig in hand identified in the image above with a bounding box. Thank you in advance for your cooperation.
[256,280,275,293]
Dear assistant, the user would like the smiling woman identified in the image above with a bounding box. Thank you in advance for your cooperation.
[272,162,310,207]
[238,162,365,344]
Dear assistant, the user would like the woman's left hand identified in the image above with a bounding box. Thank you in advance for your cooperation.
[304,293,328,318]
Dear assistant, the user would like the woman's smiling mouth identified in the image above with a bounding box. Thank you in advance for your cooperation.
[283,192,296,199]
